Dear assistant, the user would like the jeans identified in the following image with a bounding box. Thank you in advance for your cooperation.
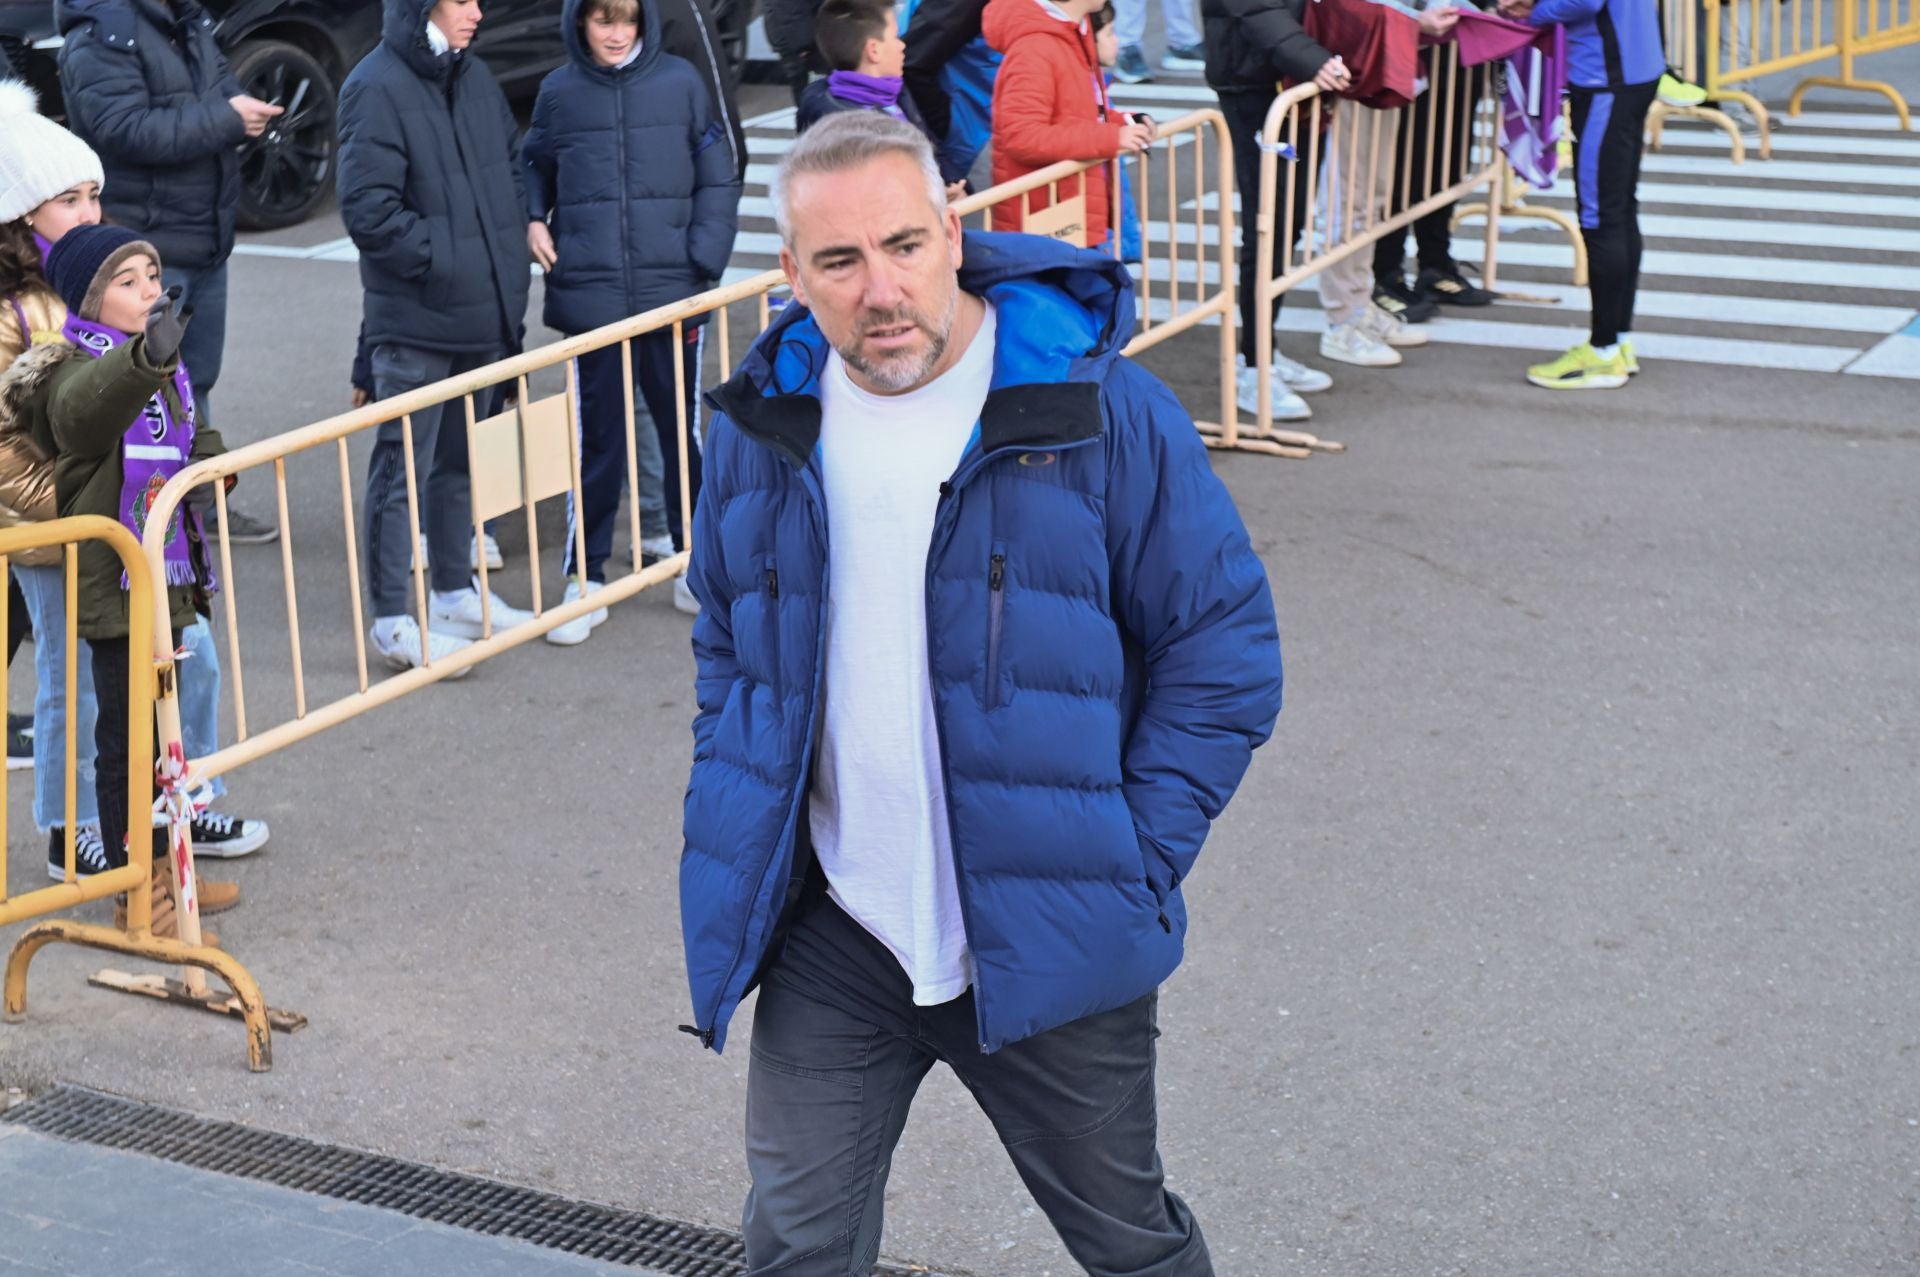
[161,259,229,428]
[365,343,500,619]
[178,618,225,801]
[1114,0,1200,51]
[742,887,1212,1276]
[14,563,98,831]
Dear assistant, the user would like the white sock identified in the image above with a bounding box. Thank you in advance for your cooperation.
[1594,342,1620,360]
[432,587,477,609]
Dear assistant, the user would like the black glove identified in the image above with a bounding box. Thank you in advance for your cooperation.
[144,286,193,366]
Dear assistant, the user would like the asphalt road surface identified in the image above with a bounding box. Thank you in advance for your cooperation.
[3,57,1917,1277]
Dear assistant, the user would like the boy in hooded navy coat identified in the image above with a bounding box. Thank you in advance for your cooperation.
[523,0,741,637]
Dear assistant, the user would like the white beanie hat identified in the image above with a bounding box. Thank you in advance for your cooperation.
[0,79,106,225]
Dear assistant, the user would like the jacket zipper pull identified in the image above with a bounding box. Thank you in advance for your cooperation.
[678,1023,716,1047]
[988,553,1005,591]
[765,567,779,598]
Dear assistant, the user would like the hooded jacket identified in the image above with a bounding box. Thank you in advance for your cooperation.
[337,0,531,354]
[983,0,1122,247]
[653,0,749,183]
[521,0,741,337]
[55,0,245,271]
[6,336,224,638]
[1200,0,1334,92]
[679,232,1284,1054]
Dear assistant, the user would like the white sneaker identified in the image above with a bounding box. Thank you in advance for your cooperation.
[1269,349,1333,393]
[546,579,608,647]
[1234,359,1312,422]
[370,614,474,677]
[470,531,504,571]
[673,575,701,616]
[1359,302,1429,349]
[1320,321,1403,367]
[638,535,676,565]
[427,585,536,639]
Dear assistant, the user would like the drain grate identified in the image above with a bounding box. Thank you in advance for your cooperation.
[3,1085,961,1277]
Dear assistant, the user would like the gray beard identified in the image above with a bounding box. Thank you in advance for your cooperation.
[837,287,959,393]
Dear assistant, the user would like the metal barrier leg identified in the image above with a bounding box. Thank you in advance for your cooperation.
[1648,100,1752,163]
[1788,74,1912,128]
[6,919,303,1073]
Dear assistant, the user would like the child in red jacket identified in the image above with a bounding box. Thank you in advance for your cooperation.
[984,0,1154,248]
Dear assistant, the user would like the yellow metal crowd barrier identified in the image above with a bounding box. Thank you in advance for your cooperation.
[0,517,281,1071]
[1702,0,1915,130]
[1649,0,1773,159]
[1249,46,1585,435]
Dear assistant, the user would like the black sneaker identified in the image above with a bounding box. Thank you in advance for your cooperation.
[46,824,112,882]
[190,808,271,859]
[7,711,32,772]
[209,507,280,545]
[1416,264,1496,307]
[1373,280,1439,324]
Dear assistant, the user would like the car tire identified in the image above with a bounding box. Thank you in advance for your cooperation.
[231,39,338,231]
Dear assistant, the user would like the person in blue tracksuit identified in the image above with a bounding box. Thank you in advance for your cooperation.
[680,111,1281,1275]
[1503,0,1663,389]
[521,0,741,638]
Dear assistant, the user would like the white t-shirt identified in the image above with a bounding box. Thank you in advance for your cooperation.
[809,303,998,1006]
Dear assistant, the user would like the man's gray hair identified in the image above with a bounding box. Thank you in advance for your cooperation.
[769,111,948,248]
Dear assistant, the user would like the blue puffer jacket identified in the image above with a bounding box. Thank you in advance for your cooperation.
[521,0,741,336]
[337,0,531,353]
[680,232,1284,1054]
[56,0,245,271]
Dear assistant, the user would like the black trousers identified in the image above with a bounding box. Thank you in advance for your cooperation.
[7,571,27,667]
[1218,88,1314,362]
[564,325,705,582]
[742,883,1211,1276]
[1372,62,1487,284]
[1569,79,1658,347]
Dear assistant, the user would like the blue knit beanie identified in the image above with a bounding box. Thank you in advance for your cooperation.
[43,223,159,322]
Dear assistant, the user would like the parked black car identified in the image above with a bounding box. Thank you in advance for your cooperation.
[0,0,753,230]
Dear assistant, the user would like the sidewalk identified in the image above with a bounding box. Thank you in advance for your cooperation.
[0,1126,638,1277]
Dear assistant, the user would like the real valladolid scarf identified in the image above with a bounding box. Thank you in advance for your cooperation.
[59,312,212,591]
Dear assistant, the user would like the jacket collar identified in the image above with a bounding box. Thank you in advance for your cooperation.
[707,231,1130,469]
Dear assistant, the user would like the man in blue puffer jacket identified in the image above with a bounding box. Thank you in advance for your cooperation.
[680,110,1281,1276]
[522,0,740,634]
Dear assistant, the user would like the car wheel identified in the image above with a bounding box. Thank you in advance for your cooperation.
[231,39,338,231]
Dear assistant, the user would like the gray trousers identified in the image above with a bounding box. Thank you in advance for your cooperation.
[742,888,1213,1276]
[365,343,500,619]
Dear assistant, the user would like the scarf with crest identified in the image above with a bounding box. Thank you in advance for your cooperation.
[59,313,211,591]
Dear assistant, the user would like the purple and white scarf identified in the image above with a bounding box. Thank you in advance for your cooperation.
[59,312,210,591]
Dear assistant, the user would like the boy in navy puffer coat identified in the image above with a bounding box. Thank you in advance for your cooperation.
[523,0,741,639]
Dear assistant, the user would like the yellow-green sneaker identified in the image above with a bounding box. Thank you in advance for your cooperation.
[1622,340,1640,376]
[1658,72,1708,108]
[1526,343,1630,390]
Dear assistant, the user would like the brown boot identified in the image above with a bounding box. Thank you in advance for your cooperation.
[195,875,241,915]
[116,872,221,948]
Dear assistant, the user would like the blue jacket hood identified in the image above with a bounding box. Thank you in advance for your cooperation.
[58,0,206,43]
[709,230,1136,463]
[382,0,458,79]
[561,0,665,78]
